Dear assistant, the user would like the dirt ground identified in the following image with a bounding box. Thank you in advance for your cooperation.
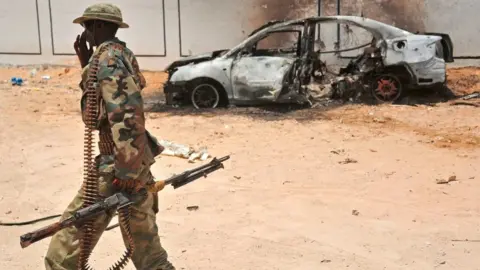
[0,64,479,270]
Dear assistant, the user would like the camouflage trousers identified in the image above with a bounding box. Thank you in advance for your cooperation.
[44,168,175,270]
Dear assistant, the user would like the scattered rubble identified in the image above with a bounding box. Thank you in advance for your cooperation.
[159,139,210,162]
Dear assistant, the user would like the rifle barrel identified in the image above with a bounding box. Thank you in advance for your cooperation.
[164,156,230,186]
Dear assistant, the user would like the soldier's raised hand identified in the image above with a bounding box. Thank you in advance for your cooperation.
[73,31,93,68]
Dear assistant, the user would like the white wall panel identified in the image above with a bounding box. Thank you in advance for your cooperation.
[425,0,480,57]
[0,0,41,54]
[49,0,166,56]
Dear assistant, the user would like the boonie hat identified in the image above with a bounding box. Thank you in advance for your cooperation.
[73,3,129,28]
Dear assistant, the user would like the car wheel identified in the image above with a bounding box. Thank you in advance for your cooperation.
[190,83,221,109]
[370,74,403,103]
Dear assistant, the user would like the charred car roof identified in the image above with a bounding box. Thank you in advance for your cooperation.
[225,15,413,58]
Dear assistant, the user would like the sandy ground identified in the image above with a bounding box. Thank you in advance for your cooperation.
[0,65,479,270]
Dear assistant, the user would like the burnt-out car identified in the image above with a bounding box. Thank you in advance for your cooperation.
[163,16,454,108]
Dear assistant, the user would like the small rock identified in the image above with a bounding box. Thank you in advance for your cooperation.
[370,149,377,152]
[321,259,331,263]
[234,176,241,179]
[186,205,199,211]
[352,210,359,216]
[436,175,457,184]
[182,250,186,253]
[436,179,449,184]
[5,210,12,215]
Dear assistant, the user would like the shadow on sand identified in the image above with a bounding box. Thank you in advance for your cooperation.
[144,85,467,123]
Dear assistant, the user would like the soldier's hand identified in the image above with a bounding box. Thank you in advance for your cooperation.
[74,31,93,68]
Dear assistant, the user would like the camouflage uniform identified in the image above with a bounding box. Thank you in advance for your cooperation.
[44,4,175,270]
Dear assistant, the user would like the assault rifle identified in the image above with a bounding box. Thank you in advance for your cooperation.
[19,155,230,248]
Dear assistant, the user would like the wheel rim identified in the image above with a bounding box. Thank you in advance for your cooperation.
[372,75,402,102]
[191,84,220,109]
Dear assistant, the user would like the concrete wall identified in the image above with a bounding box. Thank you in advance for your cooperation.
[424,0,480,58]
[0,0,478,71]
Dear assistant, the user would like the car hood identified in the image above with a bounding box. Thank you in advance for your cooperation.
[165,50,228,71]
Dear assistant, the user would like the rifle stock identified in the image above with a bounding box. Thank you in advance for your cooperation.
[20,220,71,248]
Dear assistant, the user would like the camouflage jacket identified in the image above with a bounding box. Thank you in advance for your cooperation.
[80,37,164,181]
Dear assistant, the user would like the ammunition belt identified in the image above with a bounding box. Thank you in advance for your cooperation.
[99,129,115,155]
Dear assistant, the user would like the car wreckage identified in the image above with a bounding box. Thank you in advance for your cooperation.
[163,15,454,109]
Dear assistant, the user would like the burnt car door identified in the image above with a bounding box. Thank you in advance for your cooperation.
[420,32,454,63]
[229,27,303,103]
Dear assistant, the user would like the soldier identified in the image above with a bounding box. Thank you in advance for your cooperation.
[44,3,176,270]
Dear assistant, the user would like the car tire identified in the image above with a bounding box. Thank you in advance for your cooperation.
[190,82,221,109]
[370,73,403,103]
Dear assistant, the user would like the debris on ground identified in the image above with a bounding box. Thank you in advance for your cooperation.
[451,239,480,242]
[450,101,479,107]
[339,158,358,164]
[159,139,210,162]
[436,175,457,184]
[462,91,480,100]
[10,77,24,86]
[352,209,360,216]
[330,149,345,155]
[186,206,199,211]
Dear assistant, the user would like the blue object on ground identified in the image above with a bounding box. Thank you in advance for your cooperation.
[10,77,23,86]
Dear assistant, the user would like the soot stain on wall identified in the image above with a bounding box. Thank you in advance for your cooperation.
[247,0,317,47]
[323,0,426,32]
